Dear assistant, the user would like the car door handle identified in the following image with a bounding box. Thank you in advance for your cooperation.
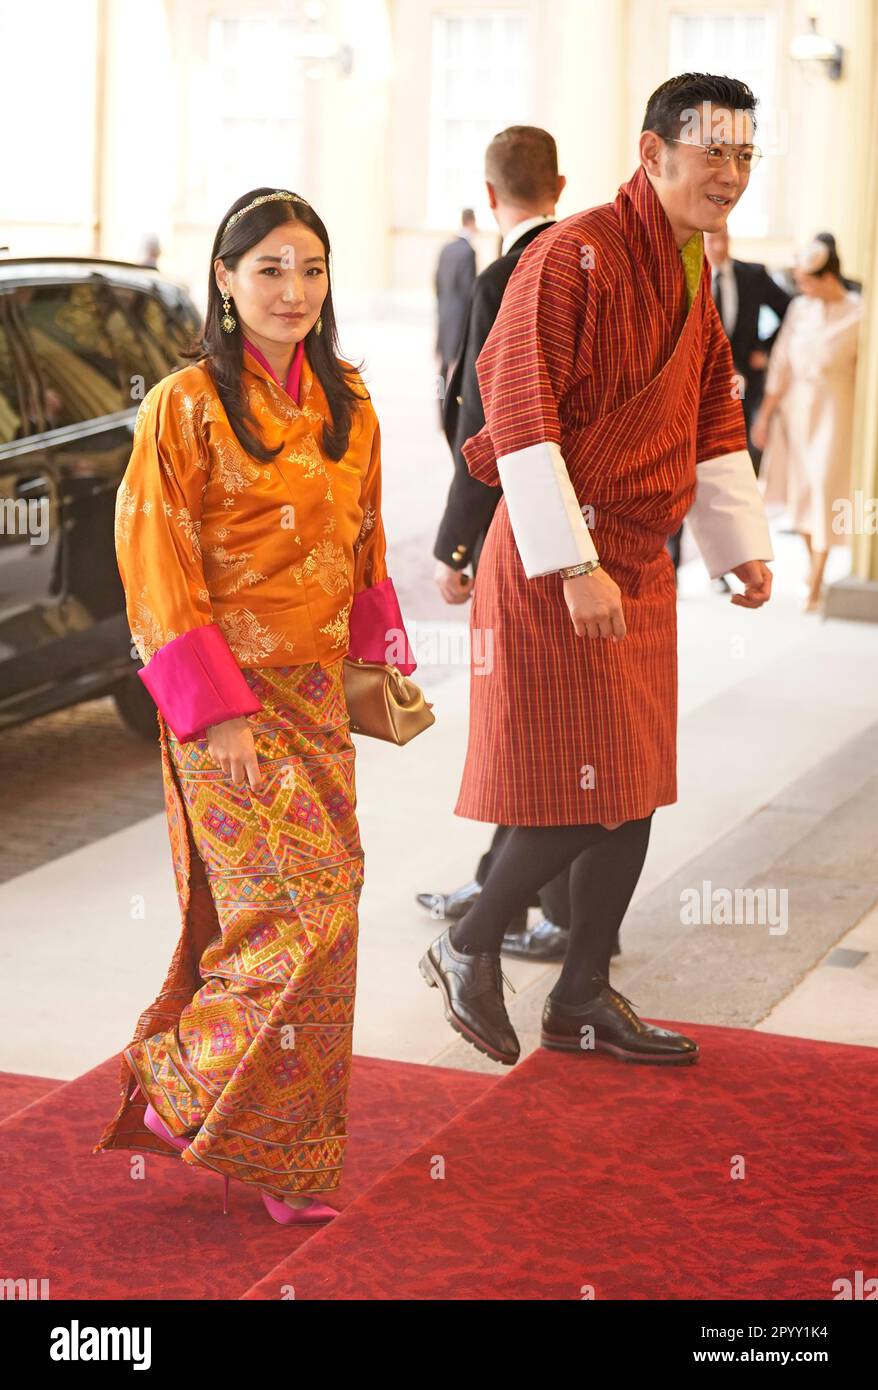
[14,475,51,498]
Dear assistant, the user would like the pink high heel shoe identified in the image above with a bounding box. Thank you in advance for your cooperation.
[260,1190,338,1225]
[131,1085,334,1223]
[133,1084,231,1215]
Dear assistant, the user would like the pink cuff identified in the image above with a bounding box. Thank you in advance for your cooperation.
[137,623,262,741]
[347,577,416,674]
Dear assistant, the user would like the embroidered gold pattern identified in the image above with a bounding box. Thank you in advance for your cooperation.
[354,501,377,553]
[176,507,202,560]
[318,599,352,646]
[216,609,288,664]
[114,480,151,546]
[246,378,295,425]
[290,540,348,595]
[130,596,177,663]
[211,436,263,494]
[132,396,151,444]
[284,434,326,481]
[262,377,297,422]
[167,385,216,461]
[205,543,267,596]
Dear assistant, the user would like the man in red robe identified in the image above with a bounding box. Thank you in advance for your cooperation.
[419,73,774,1067]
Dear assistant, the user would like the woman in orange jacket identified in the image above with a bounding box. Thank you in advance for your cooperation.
[93,187,414,1225]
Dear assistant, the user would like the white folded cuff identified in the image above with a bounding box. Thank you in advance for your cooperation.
[686,449,775,579]
[497,441,599,578]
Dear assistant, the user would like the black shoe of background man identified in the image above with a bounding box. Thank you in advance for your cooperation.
[416,883,531,944]
[501,916,567,961]
[416,881,481,921]
[541,977,698,1064]
[418,887,622,960]
[712,575,732,594]
[419,926,519,1065]
[503,919,621,960]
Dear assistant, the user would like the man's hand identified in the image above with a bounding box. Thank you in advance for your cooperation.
[434,559,473,604]
[728,559,772,608]
[563,566,626,641]
[206,716,263,789]
[748,349,769,371]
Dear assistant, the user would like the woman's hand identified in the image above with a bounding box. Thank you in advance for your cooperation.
[751,389,781,452]
[563,567,626,642]
[206,716,263,789]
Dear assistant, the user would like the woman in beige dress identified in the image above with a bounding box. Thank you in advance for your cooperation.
[751,235,862,611]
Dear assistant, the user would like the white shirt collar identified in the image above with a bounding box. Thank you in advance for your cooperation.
[501,215,556,257]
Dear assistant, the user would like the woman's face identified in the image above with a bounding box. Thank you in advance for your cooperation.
[215,220,328,345]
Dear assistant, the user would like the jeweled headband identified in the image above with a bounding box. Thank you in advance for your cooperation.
[223,190,310,235]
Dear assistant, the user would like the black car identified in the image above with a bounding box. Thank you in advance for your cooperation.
[0,256,202,737]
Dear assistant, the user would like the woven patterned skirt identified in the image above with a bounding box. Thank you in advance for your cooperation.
[113,658,364,1199]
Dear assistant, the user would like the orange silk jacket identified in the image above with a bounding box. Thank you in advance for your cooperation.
[116,344,386,667]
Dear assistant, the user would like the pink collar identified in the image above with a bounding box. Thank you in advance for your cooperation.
[242,335,305,404]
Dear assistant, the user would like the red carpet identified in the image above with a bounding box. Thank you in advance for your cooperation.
[2,1025,875,1300]
[243,1024,878,1300]
[0,1055,496,1300]
[0,1071,63,1123]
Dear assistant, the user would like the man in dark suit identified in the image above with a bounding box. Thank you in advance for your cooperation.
[418,127,599,964]
[434,209,477,426]
[667,225,792,584]
[705,225,792,472]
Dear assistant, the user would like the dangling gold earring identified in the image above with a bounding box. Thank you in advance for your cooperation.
[315,314,323,336]
[221,292,237,333]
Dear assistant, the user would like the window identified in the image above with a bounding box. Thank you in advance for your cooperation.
[205,17,308,214]
[669,11,777,238]
[428,12,530,228]
[12,284,128,429]
[108,288,201,396]
[0,318,26,445]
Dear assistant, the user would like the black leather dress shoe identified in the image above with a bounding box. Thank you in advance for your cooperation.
[501,922,621,960]
[419,927,520,1065]
[416,881,482,921]
[501,917,568,960]
[712,575,732,594]
[418,884,623,961]
[541,977,698,1064]
[417,883,529,942]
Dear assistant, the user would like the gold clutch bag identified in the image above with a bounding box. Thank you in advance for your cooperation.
[342,657,435,745]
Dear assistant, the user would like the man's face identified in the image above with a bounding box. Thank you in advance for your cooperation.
[645,100,755,243]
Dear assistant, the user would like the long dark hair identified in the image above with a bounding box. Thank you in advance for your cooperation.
[183,187,367,462]
[812,232,842,280]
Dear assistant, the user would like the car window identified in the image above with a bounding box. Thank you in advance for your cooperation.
[109,287,200,391]
[13,283,129,427]
[0,301,52,442]
[0,318,24,444]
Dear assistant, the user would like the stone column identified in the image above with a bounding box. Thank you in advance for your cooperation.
[825,10,878,620]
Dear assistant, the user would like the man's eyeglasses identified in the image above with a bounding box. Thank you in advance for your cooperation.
[665,138,762,170]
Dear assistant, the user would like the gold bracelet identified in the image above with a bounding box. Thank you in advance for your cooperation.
[559,559,601,579]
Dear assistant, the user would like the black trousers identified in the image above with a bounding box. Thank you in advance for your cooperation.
[456,816,654,1002]
[476,825,570,929]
